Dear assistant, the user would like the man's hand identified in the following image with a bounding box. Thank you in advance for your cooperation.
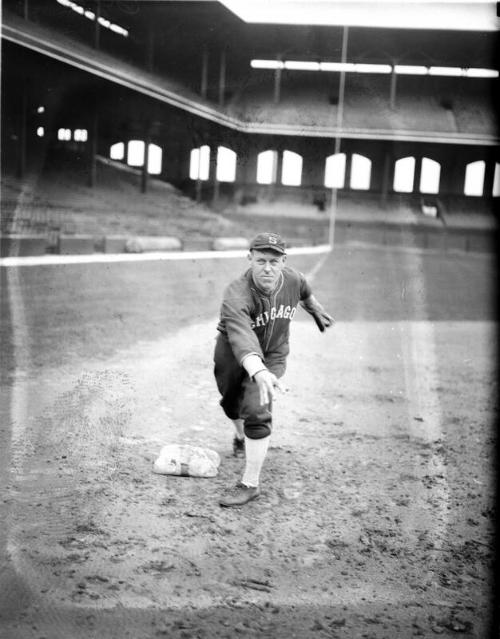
[253,369,286,405]
[311,309,335,332]
[300,294,335,332]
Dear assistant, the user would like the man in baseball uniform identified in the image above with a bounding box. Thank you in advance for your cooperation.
[214,232,334,507]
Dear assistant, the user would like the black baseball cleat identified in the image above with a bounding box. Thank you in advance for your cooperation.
[232,436,245,457]
[219,482,260,507]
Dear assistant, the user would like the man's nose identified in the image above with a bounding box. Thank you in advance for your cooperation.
[263,262,271,272]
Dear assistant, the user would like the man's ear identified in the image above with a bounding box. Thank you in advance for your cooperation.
[247,251,252,262]
[282,254,287,264]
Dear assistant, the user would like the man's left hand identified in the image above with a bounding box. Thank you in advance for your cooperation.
[312,309,335,332]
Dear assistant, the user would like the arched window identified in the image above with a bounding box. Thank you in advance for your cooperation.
[216,146,237,182]
[350,154,371,190]
[324,153,346,188]
[393,156,415,193]
[492,163,500,197]
[110,142,124,160]
[464,160,485,196]
[127,140,145,167]
[57,128,71,141]
[148,143,162,175]
[74,129,88,142]
[123,140,163,174]
[281,150,303,186]
[189,145,210,181]
[420,158,441,194]
[257,150,277,185]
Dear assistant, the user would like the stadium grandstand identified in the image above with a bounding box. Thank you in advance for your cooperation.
[1,0,498,255]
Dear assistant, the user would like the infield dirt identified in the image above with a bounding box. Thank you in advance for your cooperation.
[0,246,497,638]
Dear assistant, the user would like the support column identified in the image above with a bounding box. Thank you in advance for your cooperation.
[304,148,326,210]
[274,56,282,104]
[381,150,392,204]
[211,145,219,208]
[201,48,208,99]
[88,105,98,188]
[437,156,453,195]
[483,156,496,197]
[300,148,319,190]
[218,48,226,106]
[344,152,352,191]
[270,149,283,202]
[234,150,247,184]
[235,148,258,204]
[141,125,151,194]
[413,157,422,194]
[181,140,193,189]
[390,66,397,110]
[23,0,29,19]
[195,177,203,203]
[328,25,349,247]
[195,143,203,203]
[17,80,28,180]
[146,29,155,72]
[161,136,181,185]
[94,0,101,49]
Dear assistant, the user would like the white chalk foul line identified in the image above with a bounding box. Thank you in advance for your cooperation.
[0,244,331,267]
[395,245,450,554]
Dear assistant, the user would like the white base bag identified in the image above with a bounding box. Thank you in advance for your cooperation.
[153,444,221,478]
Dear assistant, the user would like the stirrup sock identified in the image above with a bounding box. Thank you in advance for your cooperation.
[232,418,244,440]
[242,435,270,488]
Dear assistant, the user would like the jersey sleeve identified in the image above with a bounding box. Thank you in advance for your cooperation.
[298,272,313,301]
[220,293,264,365]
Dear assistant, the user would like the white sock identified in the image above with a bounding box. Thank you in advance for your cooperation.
[241,436,270,488]
[232,418,244,440]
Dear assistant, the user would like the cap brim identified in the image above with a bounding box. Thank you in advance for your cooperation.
[251,244,286,254]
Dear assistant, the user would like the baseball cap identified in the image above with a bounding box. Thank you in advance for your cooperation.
[249,232,286,254]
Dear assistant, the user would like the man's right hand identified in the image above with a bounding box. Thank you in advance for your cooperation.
[253,369,285,406]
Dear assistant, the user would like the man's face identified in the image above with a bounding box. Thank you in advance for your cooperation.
[248,249,287,292]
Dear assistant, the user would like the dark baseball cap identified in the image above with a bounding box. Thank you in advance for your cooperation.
[249,232,286,254]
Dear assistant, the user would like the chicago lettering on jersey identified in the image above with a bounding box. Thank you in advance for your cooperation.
[250,304,296,329]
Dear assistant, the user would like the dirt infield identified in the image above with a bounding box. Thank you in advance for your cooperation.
[0,245,497,638]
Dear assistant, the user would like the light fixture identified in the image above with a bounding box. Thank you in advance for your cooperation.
[429,66,463,76]
[251,59,284,69]
[251,59,498,78]
[284,61,320,71]
[465,68,499,78]
[394,65,428,75]
[320,62,356,72]
[57,0,128,37]
[355,63,392,74]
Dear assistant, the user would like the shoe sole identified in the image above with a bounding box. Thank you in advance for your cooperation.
[219,491,260,507]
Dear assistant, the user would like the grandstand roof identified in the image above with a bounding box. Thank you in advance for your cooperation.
[2,0,498,145]
[221,0,500,31]
[112,1,499,68]
[4,0,498,69]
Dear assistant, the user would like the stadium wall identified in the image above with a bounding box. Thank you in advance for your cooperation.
[170,130,498,209]
[1,16,498,224]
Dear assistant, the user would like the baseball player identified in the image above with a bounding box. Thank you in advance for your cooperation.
[214,232,334,507]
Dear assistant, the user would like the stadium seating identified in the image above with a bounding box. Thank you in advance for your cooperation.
[227,72,495,138]
[1,3,496,256]
[0,155,249,244]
